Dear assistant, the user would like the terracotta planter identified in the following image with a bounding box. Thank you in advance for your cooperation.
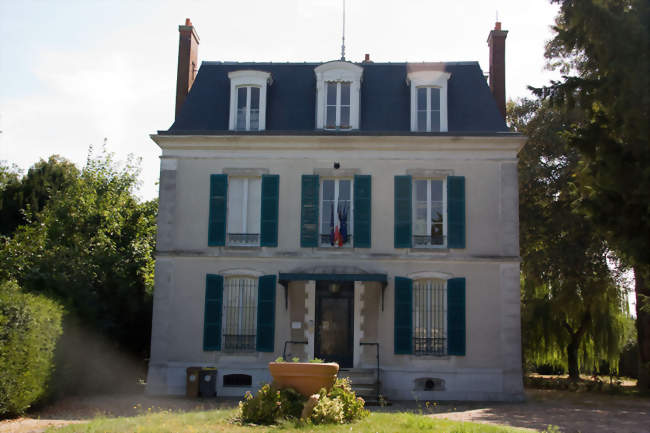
[268,362,339,397]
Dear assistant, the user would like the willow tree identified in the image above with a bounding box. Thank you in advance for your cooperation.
[534,0,650,388]
[510,98,628,380]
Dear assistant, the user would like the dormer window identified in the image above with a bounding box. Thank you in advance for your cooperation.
[326,81,351,129]
[315,61,363,130]
[407,70,451,132]
[417,87,440,132]
[236,86,260,130]
[228,70,272,131]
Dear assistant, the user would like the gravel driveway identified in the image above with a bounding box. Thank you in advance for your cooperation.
[420,389,650,433]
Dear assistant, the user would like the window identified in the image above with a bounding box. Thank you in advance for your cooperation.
[416,87,440,132]
[407,69,451,132]
[413,279,447,355]
[236,86,260,131]
[314,61,363,130]
[320,179,353,246]
[222,277,257,352]
[227,177,261,246]
[325,82,351,129]
[413,178,446,247]
[228,70,272,131]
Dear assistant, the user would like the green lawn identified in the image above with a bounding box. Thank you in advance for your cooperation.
[48,409,536,433]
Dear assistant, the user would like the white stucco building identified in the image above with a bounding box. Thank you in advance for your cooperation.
[147,19,525,401]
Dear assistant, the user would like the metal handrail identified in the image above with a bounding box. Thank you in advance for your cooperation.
[282,340,308,361]
[360,341,380,402]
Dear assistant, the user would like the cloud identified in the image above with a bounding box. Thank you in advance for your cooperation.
[0,24,172,200]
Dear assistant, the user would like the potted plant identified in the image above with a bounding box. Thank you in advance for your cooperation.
[268,357,339,397]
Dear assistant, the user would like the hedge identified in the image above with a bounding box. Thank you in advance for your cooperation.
[0,280,63,417]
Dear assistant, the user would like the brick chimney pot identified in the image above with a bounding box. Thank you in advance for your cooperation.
[175,19,200,120]
[487,22,508,120]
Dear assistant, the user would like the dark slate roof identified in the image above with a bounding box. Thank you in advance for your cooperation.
[165,61,509,134]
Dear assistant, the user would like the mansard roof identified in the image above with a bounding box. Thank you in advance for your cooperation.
[164,61,509,134]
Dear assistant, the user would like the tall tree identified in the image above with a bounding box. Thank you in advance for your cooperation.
[0,156,78,236]
[535,0,650,388]
[511,98,628,379]
[0,149,156,355]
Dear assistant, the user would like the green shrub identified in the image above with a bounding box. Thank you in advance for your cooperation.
[239,384,306,424]
[0,280,63,417]
[238,378,368,425]
[309,394,345,424]
[325,378,368,422]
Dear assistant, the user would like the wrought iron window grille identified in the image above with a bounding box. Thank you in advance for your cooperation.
[227,233,260,246]
[413,279,447,356]
[412,235,446,248]
[319,233,353,247]
[223,277,257,352]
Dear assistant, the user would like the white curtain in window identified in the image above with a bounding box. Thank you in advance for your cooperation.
[227,178,261,235]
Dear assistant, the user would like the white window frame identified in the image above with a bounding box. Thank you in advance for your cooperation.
[319,178,354,247]
[228,70,272,131]
[222,276,258,352]
[324,81,352,129]
[226,177,261,247]
[412,278,447,356]
[235,86,261,131]
[407,70,451,132]
[416,87,441,132]
[412,177,447,248]
[314,61,363,130]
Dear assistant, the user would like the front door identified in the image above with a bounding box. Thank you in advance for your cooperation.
[315,281,354,367]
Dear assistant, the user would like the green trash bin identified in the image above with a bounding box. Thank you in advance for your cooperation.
[199,368,217,397]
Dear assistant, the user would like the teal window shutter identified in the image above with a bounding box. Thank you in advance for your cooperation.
[260,174,279,247]
[353,175,371,248]
[394,175,412,248]
[208,174,228,246]
[447,277,466,356]
[203,274,223,351]
[394,276,413,354]
[256,275,276,352]
[300,175,319,247]
[447,176,466,248]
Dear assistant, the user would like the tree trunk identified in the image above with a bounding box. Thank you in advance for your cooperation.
[567,338,580,381]
[564,311,591,382]
[634,265,650,390]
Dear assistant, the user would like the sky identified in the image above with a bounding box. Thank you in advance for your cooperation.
[0,0,561,201]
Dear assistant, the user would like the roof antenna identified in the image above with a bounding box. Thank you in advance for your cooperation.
[340,0,346,61]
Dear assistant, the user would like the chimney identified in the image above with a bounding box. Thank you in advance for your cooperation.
[362,53,373,64]
[175,18,200,120]
[487,21,508,120]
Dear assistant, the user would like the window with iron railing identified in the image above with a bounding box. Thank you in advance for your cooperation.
[319,178,353,247]
[227,177,261,246]
[222,277,257,352]
[413,279,447,355]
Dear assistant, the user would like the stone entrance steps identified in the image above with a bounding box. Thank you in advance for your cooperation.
[338,368,381,404]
